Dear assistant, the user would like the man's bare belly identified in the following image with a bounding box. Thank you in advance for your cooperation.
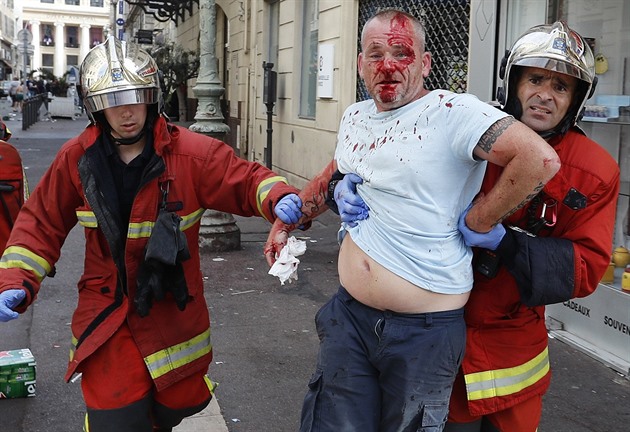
[338,234,469,313]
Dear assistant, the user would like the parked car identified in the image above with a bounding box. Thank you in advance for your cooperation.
[0,81,9,98]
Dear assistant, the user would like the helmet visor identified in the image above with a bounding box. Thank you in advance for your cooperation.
[513,57,592,83]
[84,88,159,113]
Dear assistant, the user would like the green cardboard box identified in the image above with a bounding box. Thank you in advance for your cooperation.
[0,348,36,399]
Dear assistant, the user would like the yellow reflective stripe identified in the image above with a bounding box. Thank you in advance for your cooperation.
[84,413,89,432]
[69,335,78,361]
[0,246,52,281]
[465,347,550,401]
[204,375,218,395]
[76,210,98,228]
[128,221,154,239]
[127,209,204,239]
[256,176,289,219]
[181,208,204,231]
[144,328,212,380]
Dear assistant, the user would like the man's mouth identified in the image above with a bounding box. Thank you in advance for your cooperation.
[530,106,551,114]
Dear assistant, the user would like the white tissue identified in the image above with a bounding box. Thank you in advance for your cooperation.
[268,236,307,285]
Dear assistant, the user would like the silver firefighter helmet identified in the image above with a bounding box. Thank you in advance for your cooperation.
[497,21,597,135]
[79,36,163,122]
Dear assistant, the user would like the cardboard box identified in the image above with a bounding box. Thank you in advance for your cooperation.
[0,348,36,399]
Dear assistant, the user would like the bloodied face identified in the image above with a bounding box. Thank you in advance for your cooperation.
[358,12,431,112]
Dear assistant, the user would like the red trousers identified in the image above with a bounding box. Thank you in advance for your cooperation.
[447,371,542,432]
[78,322,212,431]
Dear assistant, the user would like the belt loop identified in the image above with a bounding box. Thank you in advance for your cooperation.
[425,313,433,328]
[374,318,384,342]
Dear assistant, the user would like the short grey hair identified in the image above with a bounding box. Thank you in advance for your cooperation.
[361,8,426,52]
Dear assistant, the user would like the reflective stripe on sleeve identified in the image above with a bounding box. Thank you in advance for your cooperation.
[0,246,52,281]
[464,347,550,401]
[256,176,289,220]
[180,208,205,231]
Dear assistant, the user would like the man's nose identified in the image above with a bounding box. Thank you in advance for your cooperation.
[537,82,553,100]
[382,55,397,72]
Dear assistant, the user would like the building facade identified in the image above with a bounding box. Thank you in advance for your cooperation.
[0,0,17,81]
[20,0,109,79]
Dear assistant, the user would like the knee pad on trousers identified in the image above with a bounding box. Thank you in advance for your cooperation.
[152,395,212,428]
[443,417,501,432]
[84,393,212,432]
[85,397,152,432]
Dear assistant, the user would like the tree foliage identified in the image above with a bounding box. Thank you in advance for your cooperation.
[149,43,200,105]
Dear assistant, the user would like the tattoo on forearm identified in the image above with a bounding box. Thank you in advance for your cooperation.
[495,182,545,224]
[477,117,516,154]
[299,183,328,223]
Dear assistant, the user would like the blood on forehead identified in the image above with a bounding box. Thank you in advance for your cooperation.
[386,13,415,48]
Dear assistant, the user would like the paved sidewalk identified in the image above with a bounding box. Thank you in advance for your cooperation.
[178,397,228,432]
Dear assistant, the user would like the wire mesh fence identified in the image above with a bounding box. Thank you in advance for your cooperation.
[357,0,471,101]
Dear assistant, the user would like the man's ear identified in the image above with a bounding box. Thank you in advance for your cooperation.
[422,51,432,78]
[357,53,364,80]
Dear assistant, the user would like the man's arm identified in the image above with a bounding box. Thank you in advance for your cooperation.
[466,117,561,233]
[264,160,337,266]
[500,168,619,306]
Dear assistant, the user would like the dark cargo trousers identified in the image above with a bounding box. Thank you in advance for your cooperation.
[300,286,466,432]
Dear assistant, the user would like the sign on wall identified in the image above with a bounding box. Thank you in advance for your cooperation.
[317,43,334,99]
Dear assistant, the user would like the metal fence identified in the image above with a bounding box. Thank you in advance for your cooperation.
[357,0,471,101]
[21,94,46,131]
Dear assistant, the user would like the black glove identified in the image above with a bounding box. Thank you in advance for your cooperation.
[134,209,191,317]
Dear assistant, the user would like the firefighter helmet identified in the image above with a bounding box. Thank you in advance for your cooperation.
[497,21,596,135]
[79,36,162,122]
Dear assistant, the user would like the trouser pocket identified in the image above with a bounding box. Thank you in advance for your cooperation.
[418,401,449,432]
[300,369,323,432]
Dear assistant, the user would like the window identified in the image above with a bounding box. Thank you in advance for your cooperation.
[67,55,79,68]
[42,54,53,71]
[65,0,80,5]
[267,0,279,67]
[41,24,54,46]
[90,27,103,47]
[299,0,318,119]
[40,0,54,3]
[90,0,104,7]
[265,0,280,114]
[66,26,78,48]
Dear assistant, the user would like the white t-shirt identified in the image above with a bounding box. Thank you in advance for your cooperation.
[335,90,509,294]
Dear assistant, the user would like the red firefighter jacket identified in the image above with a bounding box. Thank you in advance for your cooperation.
[0,139,28,251]
[457,128,620,416]
[0,117,298,390]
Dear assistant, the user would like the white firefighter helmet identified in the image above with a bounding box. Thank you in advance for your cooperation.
[497,21,596,135]
[79,36,162,122]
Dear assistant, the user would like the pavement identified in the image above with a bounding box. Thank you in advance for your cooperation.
[2,111,629,432]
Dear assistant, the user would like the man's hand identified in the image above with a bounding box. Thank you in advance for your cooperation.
[335,174,369,227]
[275,194,303,224]
[458,204,506,250]
[0,289,26,322]
[264,218,292,266]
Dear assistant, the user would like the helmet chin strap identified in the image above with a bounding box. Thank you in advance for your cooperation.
[96,113,149,146]
[110,130,145,146]
[507,98,568,141]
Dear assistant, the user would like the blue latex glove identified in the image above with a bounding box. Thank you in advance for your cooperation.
[275,194,303,224]
[0,289,26,322]
[335,173,369,227]
[458,204,506,250]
